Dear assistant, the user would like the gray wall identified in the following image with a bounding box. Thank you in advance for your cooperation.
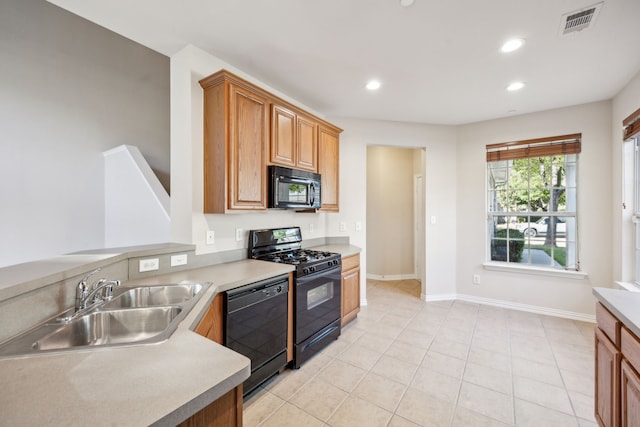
[0,0,169,268]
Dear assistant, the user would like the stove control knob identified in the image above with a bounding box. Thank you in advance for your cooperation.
[303,268,309,275]
[310,266,316,273]
[276,285,283,293]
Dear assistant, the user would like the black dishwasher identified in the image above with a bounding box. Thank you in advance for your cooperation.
[224,274,289,396]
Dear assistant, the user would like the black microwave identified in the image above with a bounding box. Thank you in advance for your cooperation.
[268,166,321,209]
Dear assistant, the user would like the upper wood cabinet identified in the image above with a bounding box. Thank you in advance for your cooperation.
[199,71,269,213]
[200,69,341,213]
[318,125,340,211]
[270,105,318,172]
[296,113,318,172]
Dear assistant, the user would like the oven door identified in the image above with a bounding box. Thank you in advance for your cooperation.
[294,265,341,367]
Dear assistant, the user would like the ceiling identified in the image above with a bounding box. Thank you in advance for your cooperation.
[47,0,640,125]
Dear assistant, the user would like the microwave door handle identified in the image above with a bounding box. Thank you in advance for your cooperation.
[309,183,316,206]
[281,176,309,185]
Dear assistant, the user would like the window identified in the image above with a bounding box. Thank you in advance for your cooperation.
[486,134,581,270]
[625,107,640,285]
[634,138,640,284]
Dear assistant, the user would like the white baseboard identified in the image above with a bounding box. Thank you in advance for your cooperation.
[367,273,418,281]
[422,293,595,323]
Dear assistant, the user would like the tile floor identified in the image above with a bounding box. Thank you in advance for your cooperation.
[243,279,597,427]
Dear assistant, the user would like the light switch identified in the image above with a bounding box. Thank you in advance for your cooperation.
[430,216,437,224]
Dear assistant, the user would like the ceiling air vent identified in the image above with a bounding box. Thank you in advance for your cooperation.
[559,2,603,35]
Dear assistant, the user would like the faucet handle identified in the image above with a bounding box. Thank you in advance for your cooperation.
[103,280,121,299]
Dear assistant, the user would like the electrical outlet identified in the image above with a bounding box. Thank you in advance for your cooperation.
[355,221,362,231]
[473,274,481,285]
[309,223,315,233]
[139,258,160,272]
[339,222,347,232]
[171,254,188,267]
[206,230,215,245]
[235,228,243,241]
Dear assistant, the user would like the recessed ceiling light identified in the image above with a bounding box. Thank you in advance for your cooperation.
[366,80,381,91]
[501,38,525,53]
[506,81,525,91]
[399,0,415,7]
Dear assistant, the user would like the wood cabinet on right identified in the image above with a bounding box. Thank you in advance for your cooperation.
[318,125,340,211]
[593,302,640,427]
[341,254,360,326]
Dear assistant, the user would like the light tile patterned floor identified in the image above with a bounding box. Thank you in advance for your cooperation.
[243,279,597,427]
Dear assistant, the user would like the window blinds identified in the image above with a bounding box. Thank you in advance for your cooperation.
[624,107,640,140]
[486,133,582,162]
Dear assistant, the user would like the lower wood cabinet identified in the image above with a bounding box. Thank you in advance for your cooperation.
[341,254,360,326]
[594,302,640,427]
[185,294,240,427]
[621,359,640,427]
[194,293,224,344]
[595,326,621,427]
[177,385,242,427]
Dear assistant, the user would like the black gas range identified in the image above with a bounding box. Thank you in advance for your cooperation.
[248,227,342,368]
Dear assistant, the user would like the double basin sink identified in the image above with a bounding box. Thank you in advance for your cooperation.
[0,282,210,357]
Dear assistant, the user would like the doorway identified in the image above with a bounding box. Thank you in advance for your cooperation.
[366,146,426,288]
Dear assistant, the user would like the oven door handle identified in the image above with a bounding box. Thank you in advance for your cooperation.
[301,325,339,352]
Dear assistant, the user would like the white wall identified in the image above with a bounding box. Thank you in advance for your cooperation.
[457,101,612,318]
[612,70,640,283]
[0,0,169,267]
[330,118,458,300]
[103,145,170,247]
[169,45,341,252]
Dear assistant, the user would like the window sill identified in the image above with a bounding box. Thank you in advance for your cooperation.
[483,262,588,280]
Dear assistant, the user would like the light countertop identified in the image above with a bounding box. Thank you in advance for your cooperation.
[0,243,360,426]
[0,259,294,426]
[593,287,640,338]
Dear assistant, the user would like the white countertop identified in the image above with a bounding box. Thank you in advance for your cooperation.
[593,287,640,338]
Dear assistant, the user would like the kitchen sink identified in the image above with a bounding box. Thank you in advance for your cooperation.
[0,281,211,357]
[104,284,203,308]
[34,307,182,351]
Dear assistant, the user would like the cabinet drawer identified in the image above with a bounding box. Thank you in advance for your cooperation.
[342,254,360,272]
[597,302,621,347]
[622,327,640,373]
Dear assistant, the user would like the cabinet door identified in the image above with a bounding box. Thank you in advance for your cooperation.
[318,125,339,211]
[177,385,242,427]
[596,327,621,427]
[341,268,360,326]
[622,360,640,427]
[271,104,296,168]
[228,83,268,210]
[296,114,318,172]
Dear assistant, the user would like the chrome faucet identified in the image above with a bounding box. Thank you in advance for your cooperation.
[77,278,121,310]
[74,268,121,311]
